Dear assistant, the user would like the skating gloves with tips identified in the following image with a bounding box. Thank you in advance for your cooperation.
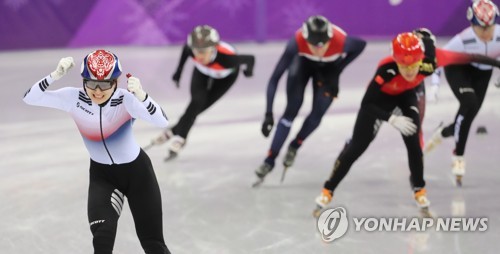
[261,113,274,137]
[51,57,74,81]
[388,115,417,136]
[127,77,147,102]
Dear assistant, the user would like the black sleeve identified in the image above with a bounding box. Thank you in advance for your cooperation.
[469,54,500,67]
[216,53,255,76]
[172,44,192,80]
[360,82,393,121]
[336,36,367,71]
[436,48,500,68]
[359,64,398,121]
[421,37,437,74]
[265,38,298,113]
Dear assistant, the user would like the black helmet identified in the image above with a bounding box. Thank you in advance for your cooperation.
[187,25,220,49]
[301,15,333,47]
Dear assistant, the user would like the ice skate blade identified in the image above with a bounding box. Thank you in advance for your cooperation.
[252,178,264,188]
[312,205,323,218]
[450,175,463,187]
[419,207,434,219]
[455,175,463,187]
[143,143,154,151]
[280,166,289,183]
[164,151,178,162]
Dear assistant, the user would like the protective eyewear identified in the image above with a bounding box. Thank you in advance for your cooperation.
[84,80,115,91]
[396,60,422,71]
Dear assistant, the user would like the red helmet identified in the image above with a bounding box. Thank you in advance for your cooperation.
[391,32,425,65]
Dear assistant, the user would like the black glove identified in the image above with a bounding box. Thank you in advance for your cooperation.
[261,112,274,137]
[413,28,435,42]
[243,69,253,77]
[172,72,181,88]
[324,83,339,98]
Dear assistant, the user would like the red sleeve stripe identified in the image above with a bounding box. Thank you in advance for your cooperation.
[217,41,236,55]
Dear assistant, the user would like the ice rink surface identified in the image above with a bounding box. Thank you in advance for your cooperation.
[1,40,499,253]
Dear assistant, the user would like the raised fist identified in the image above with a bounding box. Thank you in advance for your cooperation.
[51,57,74,80]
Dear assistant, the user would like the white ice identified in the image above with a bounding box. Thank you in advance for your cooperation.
[1,41,499,253]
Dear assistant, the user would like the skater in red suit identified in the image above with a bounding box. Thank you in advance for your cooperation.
[150,25,255,161]
[253,15,366,187]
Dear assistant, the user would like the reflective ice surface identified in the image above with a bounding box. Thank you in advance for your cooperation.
[1,41,499,253]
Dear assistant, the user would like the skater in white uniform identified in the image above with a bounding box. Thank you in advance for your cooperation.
[23,50,171,254]
[425,0,500,186]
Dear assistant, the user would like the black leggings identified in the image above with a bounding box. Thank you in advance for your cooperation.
[265,57,336,166]
[324,88,425,193]
[172,68,239,139]
[88,150,170,254]
[442,65,492,156]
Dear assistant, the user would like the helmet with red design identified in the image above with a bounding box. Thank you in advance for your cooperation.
[391,32,425,66]
[81,49,122,81]
[467,0,499,27]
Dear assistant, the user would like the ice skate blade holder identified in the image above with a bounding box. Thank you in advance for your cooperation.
[455,175,463,187]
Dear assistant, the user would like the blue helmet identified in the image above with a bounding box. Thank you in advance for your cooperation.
[81,49,122,81]
[467,0,499,27]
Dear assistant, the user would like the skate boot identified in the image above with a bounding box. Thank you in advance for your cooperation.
[165,135,185,161]
[145,129,174,150]
[414,188,431,217]
[280,146,298,183]
[452,155,465,187]
[252,162,273,188]
[313,188,333,218]
[424,124,444,154]
[283,146,298,167]
[414,188,430,208]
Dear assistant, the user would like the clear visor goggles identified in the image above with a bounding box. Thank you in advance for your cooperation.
[84,79,116,91]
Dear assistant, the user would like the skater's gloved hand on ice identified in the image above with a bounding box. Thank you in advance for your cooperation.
[51,57,74,81]
[127,76,147,101]
[324,83,339,98]
[172,72,181,88]
[388,115,417,136]
[261,112,274,137]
